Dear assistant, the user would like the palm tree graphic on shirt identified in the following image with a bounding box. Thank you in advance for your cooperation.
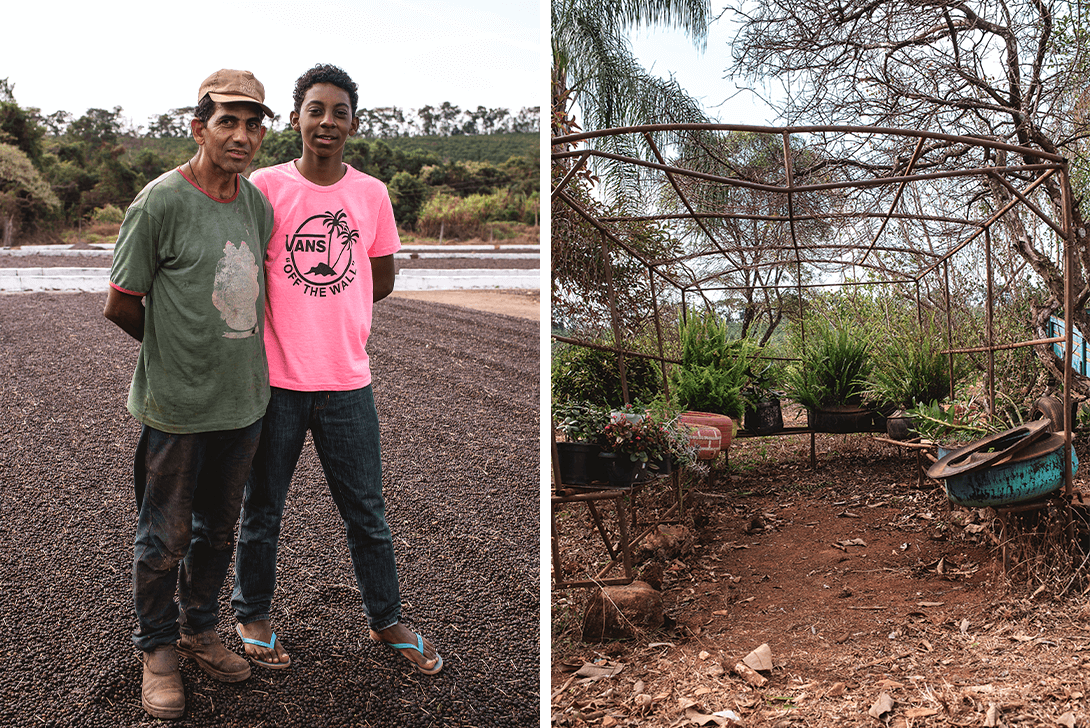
[306,210,352,277]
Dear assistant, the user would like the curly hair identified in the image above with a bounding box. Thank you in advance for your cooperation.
[292,64,359,115]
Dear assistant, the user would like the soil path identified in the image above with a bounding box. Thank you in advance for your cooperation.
[552,432,1090,727]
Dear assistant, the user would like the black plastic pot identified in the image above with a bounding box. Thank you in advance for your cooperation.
[744,398,784,435]
[598,452,641,489]
[807,406,876,433]
[885,411,913,440]
[555,442,603,485]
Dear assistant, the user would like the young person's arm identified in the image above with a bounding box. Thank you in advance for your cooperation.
[371,254,395,303]
[104,287,146,342]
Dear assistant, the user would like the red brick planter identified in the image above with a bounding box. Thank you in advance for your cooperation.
[679,411,735,451]
[685,425,722,460]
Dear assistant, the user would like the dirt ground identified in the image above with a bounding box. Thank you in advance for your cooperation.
[391,289,539,320]
[551,419,1090,728]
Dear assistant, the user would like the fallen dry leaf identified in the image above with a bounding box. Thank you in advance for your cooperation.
[685,707,728,726]
[904,707,940,718]
[743,643,773,672]
[575,661,625,679]
[868,692,895,719]
[826,682,847,697]
[733,661,768,687]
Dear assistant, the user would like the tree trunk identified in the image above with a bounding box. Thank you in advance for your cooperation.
[1,215,13,248]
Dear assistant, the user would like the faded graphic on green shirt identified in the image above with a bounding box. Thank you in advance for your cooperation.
[110,169,275,433]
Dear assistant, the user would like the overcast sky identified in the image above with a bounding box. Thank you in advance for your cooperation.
[1,0,540,131]
[629,14,780,125]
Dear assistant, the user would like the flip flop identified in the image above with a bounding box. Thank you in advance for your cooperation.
[370,629,443,675]
[235,623,291,669]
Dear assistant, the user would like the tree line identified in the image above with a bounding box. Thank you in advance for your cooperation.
[60,100,539,140]
[0,79,538,243]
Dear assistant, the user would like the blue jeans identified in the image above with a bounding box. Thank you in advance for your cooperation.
[132,420,261,652]
[232,386,401,631]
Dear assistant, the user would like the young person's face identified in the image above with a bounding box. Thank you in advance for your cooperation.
[193,101,266,175]
[291,83,358,159]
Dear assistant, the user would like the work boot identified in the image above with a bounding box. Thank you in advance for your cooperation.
[141,644,184,719]
[177,629,251,682]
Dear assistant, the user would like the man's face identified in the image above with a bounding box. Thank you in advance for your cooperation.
[290,82,358,160]
[194,101,266,175]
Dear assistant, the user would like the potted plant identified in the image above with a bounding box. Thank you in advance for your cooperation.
[907,394,1024,453]
[742,360,784,435]
[866,333,963,440]
[553,401,610,486]
[669,308,759,422]
[784,325,874,433]
[639,401,698,477]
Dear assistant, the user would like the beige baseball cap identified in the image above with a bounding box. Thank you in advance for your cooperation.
[197,69,274,118]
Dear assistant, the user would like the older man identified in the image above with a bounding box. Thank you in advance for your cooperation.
[104,69,275,720]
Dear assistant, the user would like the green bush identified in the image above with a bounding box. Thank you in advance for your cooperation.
[551,344,662,409]
[867,330,966,410]
[387,171,428,229]
[90,203,124,224]
[417,189,538,239]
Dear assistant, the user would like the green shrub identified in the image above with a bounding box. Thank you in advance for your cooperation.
[417,189,538,239]
[668,308,761,418]
[89,203,124,224]
[867,330,967,410]
[551,344,662,409]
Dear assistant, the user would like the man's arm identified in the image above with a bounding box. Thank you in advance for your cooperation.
[104,287,145,342]
[371,254,395,303]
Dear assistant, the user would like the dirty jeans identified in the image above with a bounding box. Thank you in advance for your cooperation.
[132,420,261,652]
[232,386,401,632]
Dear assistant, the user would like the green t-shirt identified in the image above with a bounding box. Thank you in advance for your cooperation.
[110,168,275,434]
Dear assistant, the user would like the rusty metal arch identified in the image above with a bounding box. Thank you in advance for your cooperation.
[551,123,1076,494]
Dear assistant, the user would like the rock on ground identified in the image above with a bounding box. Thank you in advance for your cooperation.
[0,291,540,727]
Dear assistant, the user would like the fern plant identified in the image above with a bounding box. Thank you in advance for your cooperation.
[669,308,761,418]
[866,332,964,411]
[784,325,872,411]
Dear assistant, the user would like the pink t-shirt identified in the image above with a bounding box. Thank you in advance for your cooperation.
[251,162,401,390]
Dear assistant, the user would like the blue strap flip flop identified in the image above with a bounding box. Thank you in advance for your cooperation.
[370,629,443,675]
[235,623,292,669]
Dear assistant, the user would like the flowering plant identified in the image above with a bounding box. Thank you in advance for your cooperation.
[598,404,697,467]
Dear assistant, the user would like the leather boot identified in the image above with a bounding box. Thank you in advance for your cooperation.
[141,644,184,719]
[177,629,251,682]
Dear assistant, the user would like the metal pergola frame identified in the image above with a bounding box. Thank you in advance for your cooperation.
[552,123,1077,497]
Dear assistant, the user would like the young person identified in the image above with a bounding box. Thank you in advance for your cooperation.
[232,64,441,675]
[104,69,275,719]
